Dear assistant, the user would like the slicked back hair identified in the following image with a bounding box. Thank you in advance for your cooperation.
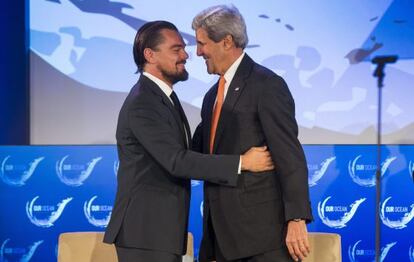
[133,21,179,73]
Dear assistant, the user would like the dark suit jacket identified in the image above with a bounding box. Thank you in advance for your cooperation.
[193,55,313,260]
[103,75,240,255]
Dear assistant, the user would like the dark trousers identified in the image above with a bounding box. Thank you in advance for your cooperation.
[115,246,182,262]
[208,214,294,262]
[214,241,294,262]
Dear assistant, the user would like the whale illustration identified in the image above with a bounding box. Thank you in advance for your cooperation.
[308,156,336,186]
[26,196,73,228]
[348,240,396,262]
[381,242,397,262]
[1,156,44,186]
[380,197,414,229]
[56,155,102,186]
[0,239,43,262]
[83,195,111,228]
[318,196,366,228]
[348,155,396,187]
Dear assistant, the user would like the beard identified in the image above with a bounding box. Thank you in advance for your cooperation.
[159,63,189,85]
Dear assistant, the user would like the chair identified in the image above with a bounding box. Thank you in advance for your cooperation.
[303,232,341,262]
[58,232,117,262]
[58,231,194,262]
[183,232,194,262]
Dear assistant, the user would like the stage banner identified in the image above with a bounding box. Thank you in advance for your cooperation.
[0,145,413,261]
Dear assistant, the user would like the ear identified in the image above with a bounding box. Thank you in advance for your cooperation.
[143,48,156,64]
[223,34,234,50]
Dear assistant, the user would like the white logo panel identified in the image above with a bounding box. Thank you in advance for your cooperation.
[0,156,44,186]
[83,195,112,228]
[348,155,396,187]
[0,239,43,262]
[317,196,365,228]
[56,155,102,186]
[380,197,414,229]
[308,156,336,187]
[25,196,73,228]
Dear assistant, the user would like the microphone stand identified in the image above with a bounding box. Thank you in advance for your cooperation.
[371,55,398,262]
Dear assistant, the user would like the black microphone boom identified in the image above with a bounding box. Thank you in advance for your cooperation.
[372,55,398,64]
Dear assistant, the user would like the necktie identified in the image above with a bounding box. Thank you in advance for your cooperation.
[170,91,189,148]
[209,76,226,153]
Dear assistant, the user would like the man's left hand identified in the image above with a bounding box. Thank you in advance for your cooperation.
[285,219,310,261]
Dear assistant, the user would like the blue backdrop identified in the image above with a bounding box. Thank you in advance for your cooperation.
[1,145,414,261]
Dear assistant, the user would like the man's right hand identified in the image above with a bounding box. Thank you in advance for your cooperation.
[241,146,275,172]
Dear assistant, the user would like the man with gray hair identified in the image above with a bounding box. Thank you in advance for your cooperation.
[191,5,313,262]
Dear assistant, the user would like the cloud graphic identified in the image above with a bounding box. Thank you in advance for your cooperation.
[0,156,44,186]
[318,196,366,228]
[83,195,111,228]
[380,197,414,229]
[308,156,336,187]
[26,196,73,228]
[56,155,102,186]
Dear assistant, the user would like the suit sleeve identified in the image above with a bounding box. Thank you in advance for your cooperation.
[258,76,313,222]
[128,101,239,187]
[191,122,203,153]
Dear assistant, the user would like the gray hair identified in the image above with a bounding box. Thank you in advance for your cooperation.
[192,5,248,49]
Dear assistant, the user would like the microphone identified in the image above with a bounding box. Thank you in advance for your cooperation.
[372,55,398,64]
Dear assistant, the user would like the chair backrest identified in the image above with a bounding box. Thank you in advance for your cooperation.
[58,232,117,262]
[303,232,342,262]
[58,231,194,262]
[183,232,194,262]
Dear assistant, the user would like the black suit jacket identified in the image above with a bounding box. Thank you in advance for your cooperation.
[193,55,313,260]
[103,75,240,255]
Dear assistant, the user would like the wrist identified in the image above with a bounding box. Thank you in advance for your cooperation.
[240,155,246,170]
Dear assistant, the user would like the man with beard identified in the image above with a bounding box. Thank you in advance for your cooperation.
[103,21,275,262]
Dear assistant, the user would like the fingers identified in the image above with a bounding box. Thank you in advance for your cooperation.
[286,222,310,261]
[287,240,308,261]
[251,146,267,151]
[303,236,311,254]
[286,242,298,261]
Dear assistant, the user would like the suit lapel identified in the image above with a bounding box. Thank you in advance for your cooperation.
[141,76,189,148]
[211,55,254,153]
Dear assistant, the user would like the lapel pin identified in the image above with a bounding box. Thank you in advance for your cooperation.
[234,87,240,91]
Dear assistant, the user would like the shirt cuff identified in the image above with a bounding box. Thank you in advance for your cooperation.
[238,156,242,174]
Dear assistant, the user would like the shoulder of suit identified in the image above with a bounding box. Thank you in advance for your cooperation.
[123,80,162,109]
[247,61,292,96]
[252,62,281,79]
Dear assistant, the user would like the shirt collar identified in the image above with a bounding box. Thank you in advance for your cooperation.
[143,72,173,98]
[223,52,245,84]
